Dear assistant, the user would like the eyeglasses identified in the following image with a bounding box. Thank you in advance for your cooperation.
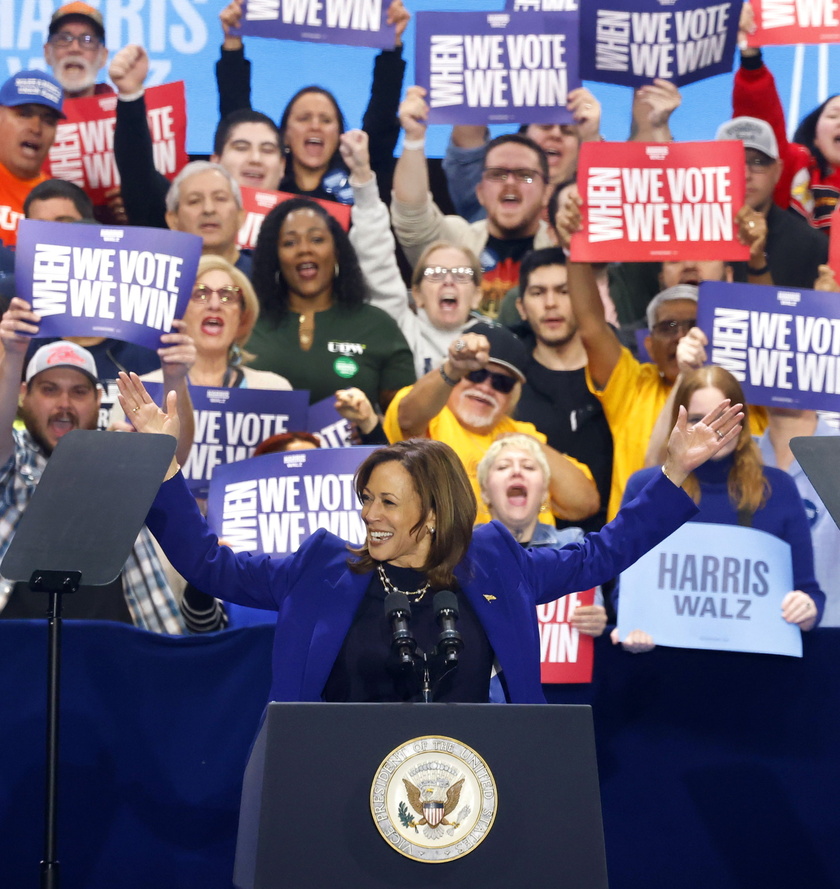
[48,31,103,50]
[190,284,244,306]
[465,368,518,394]
[481,167,545,184]
[651,318,696,338]
[745,155,775,169]
[423,266,475,283]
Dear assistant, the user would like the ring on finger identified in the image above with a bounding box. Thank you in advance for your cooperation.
[454,340,466,352]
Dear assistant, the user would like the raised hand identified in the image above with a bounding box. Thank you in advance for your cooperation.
[109,44,149,96]
[662,399,744,485]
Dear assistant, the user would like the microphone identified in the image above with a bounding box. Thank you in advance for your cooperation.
[434,590,463,665]
[384,592,416,666]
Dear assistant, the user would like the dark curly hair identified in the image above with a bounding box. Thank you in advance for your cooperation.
[793,94,840,178]
[251,197,367,325]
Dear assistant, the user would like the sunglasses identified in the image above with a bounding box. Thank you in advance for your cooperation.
[482,167,545,184]
[190,284,244,306]
[423,266,475,283]
[48,31,103,50]
[465,368,517,394]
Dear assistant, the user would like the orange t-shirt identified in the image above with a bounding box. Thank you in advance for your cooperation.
[0,162,47,249]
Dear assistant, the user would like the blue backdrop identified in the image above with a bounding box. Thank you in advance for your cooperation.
[2,1,840,156]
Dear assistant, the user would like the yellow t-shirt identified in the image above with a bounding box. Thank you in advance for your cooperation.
[590,348,767,519]
[383,386,594,525]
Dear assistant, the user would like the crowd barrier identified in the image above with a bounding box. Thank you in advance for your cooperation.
[1,621,837,888]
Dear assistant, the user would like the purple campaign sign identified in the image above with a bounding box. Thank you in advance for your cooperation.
[15,220,201,350]
[240,0,394,48]
[307,395,353,447]
[697,281,840,412]
[579,0,741,89]
[619,523,801,657]
[206,445,379,556]
[145,383,309,498]
[415,10,580,125]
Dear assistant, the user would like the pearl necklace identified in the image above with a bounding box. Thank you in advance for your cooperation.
[377,563,431,602]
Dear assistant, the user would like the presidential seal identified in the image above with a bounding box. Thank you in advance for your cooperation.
[370,735,498,862]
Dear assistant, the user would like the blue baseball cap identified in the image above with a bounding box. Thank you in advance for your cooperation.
[0,70,65,118]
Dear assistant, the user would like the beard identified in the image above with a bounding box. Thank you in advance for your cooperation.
[454,388,503,431]
[53,56,99,94]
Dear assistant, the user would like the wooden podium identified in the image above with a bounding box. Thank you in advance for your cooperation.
[234,702,608,888]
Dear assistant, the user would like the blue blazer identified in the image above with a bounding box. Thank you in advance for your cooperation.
[146,470,697,703]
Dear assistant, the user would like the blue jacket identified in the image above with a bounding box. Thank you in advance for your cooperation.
[146,470,696,703]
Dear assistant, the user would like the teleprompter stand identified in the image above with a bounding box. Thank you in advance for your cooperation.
[791,435,840,531]
[234,702,609,889]
[0,430,175,889]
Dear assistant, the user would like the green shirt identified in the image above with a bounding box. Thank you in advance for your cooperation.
[246,303,416,410]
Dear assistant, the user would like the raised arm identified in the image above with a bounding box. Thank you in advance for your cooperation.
[392,86,432,207]
[629,78,681,142]
[216,0,252,119]
[0,299,40,466]
[111,45,170,229]
[554,185,623,388]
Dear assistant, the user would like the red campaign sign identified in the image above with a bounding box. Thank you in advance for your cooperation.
[829,205,840,270]
[571,140,750,263]
[748,0,840,46]
[237,187,352,251]
[44,82,188,208]
[538,588,595,684]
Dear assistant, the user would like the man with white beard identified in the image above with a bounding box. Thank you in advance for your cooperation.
[383,321,599,525]
[43,3,111,99]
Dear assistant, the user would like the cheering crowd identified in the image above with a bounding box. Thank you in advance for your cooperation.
[0,0,836,649]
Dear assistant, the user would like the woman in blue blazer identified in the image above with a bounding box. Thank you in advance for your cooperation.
[120,372,743,704]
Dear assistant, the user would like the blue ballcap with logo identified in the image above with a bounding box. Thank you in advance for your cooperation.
[0,70,65,119]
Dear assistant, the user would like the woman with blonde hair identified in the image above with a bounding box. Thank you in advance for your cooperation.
[614,365,825,653]
[145,254,291,390]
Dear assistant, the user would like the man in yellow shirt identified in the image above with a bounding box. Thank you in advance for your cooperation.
[383,322,599,525]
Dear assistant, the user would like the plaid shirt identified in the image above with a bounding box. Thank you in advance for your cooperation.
[0,429,187,634]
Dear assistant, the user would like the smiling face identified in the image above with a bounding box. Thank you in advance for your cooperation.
[449,363,518,433]
[361,461,434,569]
[283,91,341,178]
[814,96,840,167]
[183,267,245,359]
[21,367,100,454]
[0,103,60,180]
[482,446,548,538]
[213,121,284,191]
[524,123,579,185]
[277,207,336,310]
[686,386,738,460]
[43,20,108,98]
[412,246,480,331]
[476,142,549,239]
[165,169,244,254]
[516,263,577,348]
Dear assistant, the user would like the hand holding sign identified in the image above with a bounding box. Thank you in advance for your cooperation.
[570,604,608,638]
[553,183,582,250]
[567,87,602,142]
[157,318,196,385]
[676,327,708,375]
[814,264,839,291]
[109,45,149,96]
[631,78,682,141]
[735,204,768,269]
[0,298,40,356]
[399,86,429,142]
[781,590,819,631]
[220,0,244,48]
[386,0,411,48]
[611,626,655,653]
